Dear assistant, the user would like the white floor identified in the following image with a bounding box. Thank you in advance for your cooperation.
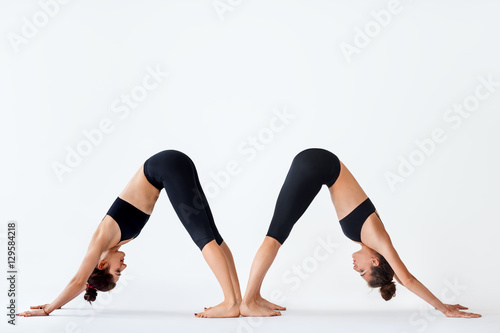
[6,307,499,333]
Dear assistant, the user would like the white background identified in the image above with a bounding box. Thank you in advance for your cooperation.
[1,0,499,332]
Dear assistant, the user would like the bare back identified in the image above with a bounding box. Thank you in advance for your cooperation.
[118,164,160,215]
[328,161,370,220]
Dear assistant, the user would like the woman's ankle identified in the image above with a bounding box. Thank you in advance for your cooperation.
[222,298,239,307]
[241,296,257,306]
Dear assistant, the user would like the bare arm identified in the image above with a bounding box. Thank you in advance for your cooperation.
[43,246,104,313]
[393,273,403,285]
[19,225,114,317]
[362,218,481,318]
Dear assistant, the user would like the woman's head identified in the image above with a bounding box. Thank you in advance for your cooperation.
[84,249,127,304]
[352,246,396,301]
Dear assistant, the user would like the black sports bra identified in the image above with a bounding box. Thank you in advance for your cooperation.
[106,197,150,242]
[339,198,376,243]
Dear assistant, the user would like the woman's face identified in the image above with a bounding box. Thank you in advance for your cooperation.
[99,250,127,283]
[352,246,379,282]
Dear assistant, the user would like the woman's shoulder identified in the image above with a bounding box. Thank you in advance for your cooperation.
[360,212,391,250]
[91,215,121,250]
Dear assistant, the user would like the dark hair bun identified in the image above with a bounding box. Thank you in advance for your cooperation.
[380,281,396,301]
[84,286,97,304]
[84,267,116,304]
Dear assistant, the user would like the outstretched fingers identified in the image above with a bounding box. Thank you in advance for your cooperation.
[453,304,482,318]
[455,312,481,319]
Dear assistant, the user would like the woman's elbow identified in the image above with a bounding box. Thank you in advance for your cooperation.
[70,277,88,288]
[401,274,416,287]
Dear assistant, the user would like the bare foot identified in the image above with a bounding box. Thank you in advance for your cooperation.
[256,296,286,311]
[195,302,240,318]
[240,300,281,317]
[203,301,221,311]
[204,298,241,311]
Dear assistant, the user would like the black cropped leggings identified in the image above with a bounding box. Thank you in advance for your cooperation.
[143,150,223,250]
[266,148,341,244]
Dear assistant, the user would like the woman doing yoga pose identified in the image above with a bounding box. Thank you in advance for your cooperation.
[240,148,481,319]
[18,150,241,318]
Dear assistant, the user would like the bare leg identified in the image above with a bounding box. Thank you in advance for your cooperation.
[242,149,335,316]
[207,279,284,311]
[240,277,286,311]
[195,240,240,318]
[255,279,286,311]
[204,241,242,311]
[220,241,242,303]
[240,236,283,317]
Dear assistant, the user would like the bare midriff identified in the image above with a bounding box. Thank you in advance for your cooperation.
[117,164,160,216]
[328,161,369,220]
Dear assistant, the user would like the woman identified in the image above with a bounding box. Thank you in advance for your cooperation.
[240,148,481,318]
[18,150,241,318]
